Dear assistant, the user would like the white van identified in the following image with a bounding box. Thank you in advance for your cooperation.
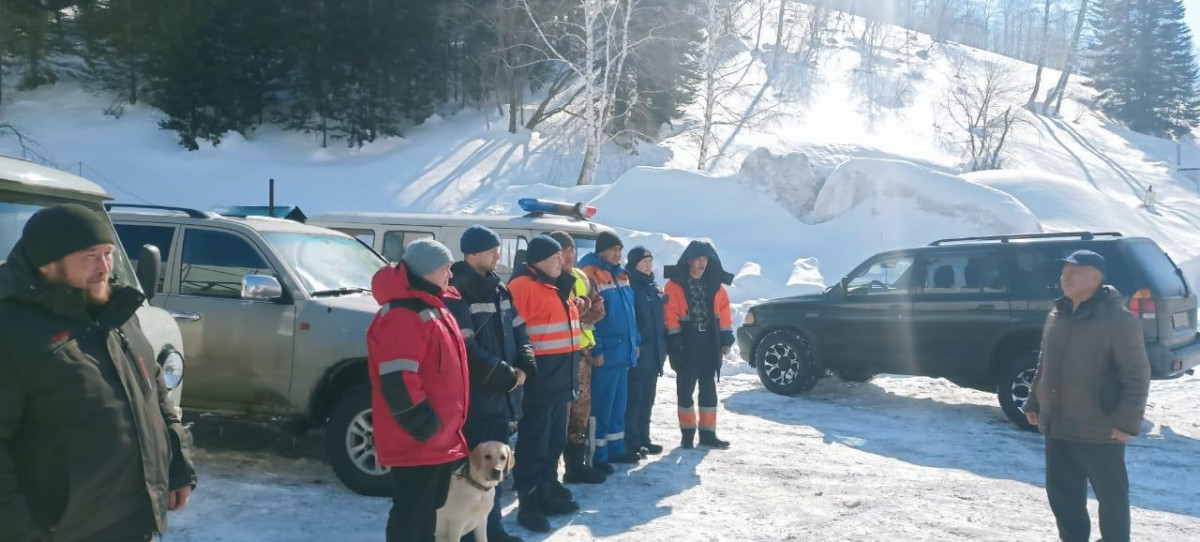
[0,155,187,410]
[310,201,618,275]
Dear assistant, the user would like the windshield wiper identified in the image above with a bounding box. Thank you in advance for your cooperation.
[311,287,371,298]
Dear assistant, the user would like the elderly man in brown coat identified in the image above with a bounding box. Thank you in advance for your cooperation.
[1024,249,1150,542]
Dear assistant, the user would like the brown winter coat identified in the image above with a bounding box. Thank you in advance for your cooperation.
[1026,286,1151,443]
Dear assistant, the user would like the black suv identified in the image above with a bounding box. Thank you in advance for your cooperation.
[737,232,1200,429]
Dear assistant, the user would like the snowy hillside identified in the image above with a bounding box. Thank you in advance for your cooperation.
[2,3,1198,310]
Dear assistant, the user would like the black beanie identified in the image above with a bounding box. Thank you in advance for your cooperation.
[627,246,653,267]
[547,230,575,249]
[20,204,117,267]
[460,225,502,255]
[595,231,623,254]
[526,234,563,265]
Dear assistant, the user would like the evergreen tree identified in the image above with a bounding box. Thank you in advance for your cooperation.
[1154,0,1200,136]
[613,0,703,140]
[1088,0,1199,137]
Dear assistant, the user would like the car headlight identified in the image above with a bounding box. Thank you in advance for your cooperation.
[158,348,185,390]
[743,310,756,326]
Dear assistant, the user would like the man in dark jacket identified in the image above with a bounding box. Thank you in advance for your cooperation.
[664,240,735,450]
[1024,250,1151,542]
[508,235,584,533]
[626,246,667,456]
[368,239,469,542]
[444,225,535,542]
[0,204,196,542]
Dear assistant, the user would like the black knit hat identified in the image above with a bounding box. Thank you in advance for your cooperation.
[526,234,563,265]
[627,246,653,267]
[20,204,117,268]
[595,231,623,254]
[547,230,575,249]
[460,225,502,255]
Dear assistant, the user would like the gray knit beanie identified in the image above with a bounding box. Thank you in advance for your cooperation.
[401,239,454,277]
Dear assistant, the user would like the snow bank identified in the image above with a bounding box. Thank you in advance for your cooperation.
[811,158,1041,233]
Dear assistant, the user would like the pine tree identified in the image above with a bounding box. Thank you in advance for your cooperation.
[7,0,61,91]
[613,0,703,140]
[1154,0,1200,136]
[79,0,164,114]
[1088,0,1199,137]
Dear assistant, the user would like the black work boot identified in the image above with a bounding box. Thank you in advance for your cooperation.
[610,450,642,464]
[549,479,574,502]
[563,443,606,484]
[699,430,731,450]
[681,429,696,449]
[538,481,580,516]
[642,442,664,455]
[517,488,550,533]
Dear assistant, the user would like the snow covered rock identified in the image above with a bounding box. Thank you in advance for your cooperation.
[810,158,1041,234]
[737,148,820,220]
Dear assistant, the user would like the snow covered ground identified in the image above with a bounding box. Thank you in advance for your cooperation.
[169,371,1200,541]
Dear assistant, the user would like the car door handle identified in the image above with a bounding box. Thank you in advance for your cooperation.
[171,311,201,322]
[976,304,996,311]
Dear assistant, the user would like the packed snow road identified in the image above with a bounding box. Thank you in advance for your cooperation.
[169,372,1200,541]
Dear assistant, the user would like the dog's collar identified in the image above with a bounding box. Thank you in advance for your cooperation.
[456,463,492,492]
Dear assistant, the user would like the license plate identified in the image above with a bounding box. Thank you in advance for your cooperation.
[1173,312,1191,329]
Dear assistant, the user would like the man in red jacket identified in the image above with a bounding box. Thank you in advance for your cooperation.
[367,239,469,542]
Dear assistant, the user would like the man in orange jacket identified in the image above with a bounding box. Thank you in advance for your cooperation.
[664,240,735,450]
[508,235,584,533]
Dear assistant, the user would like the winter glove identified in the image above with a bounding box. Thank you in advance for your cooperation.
[480,361,519,393]
[395,400,441,442]
[516,345,538,380]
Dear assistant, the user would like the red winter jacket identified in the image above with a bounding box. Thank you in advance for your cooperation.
[368,262,470,468]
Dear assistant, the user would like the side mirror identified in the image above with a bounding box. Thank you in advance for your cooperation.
[242,275,284,301]
[136,245,162,301]
[840,277,851,296]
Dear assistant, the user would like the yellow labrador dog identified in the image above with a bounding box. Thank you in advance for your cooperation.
[435,441,514,542]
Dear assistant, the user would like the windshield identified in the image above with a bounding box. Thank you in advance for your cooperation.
[263,232,387,295]
[0,193,138,289]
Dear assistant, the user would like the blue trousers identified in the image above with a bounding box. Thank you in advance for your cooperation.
[514,400,569,492]
[590,365,629,463]
[625,369,658,449]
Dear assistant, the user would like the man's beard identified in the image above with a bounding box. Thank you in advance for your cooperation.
[85,280,112,305]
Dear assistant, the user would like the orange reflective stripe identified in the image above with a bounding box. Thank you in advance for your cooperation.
[678,408,697,429]
[699,407,717,430]
[511,273,583,356]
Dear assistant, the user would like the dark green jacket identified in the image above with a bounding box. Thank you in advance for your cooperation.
[1026,286,1151,443]
[0,244,196,542]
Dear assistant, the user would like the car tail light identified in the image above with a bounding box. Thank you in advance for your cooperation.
[1129,288,1156,317]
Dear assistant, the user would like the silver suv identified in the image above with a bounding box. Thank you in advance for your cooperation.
[109,205,392,495]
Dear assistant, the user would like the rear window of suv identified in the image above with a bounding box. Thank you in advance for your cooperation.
[1010,243,1135,297]
[1126,241,1188,298]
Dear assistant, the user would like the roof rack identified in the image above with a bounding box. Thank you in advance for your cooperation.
[929,231,1123,246]
[106,203,209,219]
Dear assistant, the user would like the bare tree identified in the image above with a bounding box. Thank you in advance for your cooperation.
[858,18,891,71]
[1026,0,1051,107]
[697,0,753,169]
[1042,0,1088,115]
[980,0,1002,50]
[522,0,646,185]
[941,61,1027,171]
[0,123,35,159]
[773,0,788,68]
[929,0,963,43]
